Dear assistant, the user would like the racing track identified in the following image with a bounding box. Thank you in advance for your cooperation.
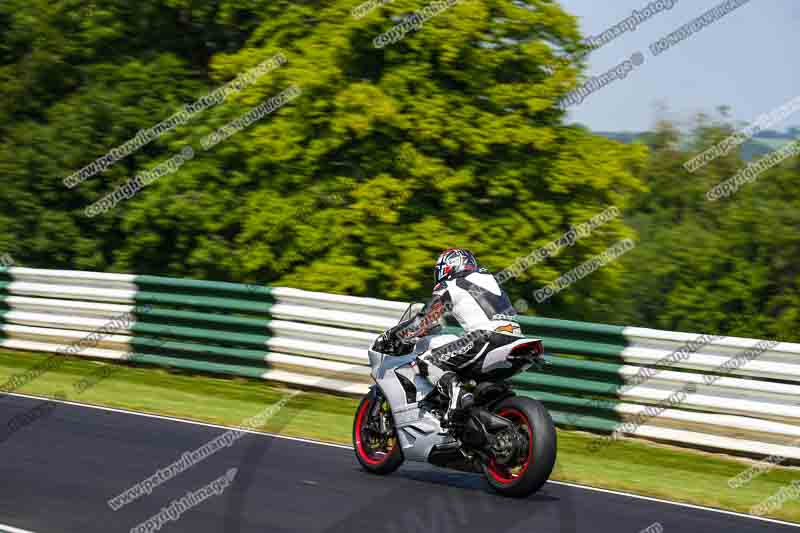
[0,393,797,533]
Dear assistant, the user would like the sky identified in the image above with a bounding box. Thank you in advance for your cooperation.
[555,0,800,132]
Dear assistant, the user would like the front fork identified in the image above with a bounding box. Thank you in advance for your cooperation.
[369,389,394,437]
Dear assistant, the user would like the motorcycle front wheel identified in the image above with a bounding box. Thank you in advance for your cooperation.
[483,396,557,497]
[353,390,404,475]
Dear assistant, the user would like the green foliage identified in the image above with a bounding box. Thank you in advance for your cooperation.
[0,0,643,296]
[605,115,800,341]
[2,0,797,342]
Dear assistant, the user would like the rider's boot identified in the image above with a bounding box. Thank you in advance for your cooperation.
[439,372,471,427]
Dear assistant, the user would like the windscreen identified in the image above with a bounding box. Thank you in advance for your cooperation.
[398,302,424,323]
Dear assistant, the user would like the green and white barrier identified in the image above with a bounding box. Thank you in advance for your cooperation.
[1,267,798,460]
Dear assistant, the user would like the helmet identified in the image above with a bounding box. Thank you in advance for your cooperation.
[434,248,478,284]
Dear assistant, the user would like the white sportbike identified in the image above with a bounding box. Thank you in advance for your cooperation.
[352,303,557,498]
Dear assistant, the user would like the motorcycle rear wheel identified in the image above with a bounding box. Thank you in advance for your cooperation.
[353,390,404,475]
[483,396,557,497]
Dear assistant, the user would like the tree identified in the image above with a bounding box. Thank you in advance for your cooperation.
[113,0,646,305]
[604,113,800,340]
[1,0,645,323]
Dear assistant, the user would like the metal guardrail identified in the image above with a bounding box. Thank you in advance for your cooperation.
[0,267,797,460]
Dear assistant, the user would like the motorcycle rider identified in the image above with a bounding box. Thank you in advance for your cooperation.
[375,248,522,426]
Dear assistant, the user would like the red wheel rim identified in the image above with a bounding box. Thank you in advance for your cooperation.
[486,407,533,484]
[355,398,396,465]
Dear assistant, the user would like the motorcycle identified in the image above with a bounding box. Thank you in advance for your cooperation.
[352,303,557,498]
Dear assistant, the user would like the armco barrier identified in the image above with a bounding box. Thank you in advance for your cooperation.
[0,267,798,460]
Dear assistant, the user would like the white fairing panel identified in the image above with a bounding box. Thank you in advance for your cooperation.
[482,338,542,374]
[368,347,454,462]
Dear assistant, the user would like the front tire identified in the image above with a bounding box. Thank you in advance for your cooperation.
[483,396,557,497]
[353,390,404,475]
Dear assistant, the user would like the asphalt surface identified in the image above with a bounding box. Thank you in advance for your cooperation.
[0,394,796,533]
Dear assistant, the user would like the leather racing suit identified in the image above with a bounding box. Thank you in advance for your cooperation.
[380,269,522,391]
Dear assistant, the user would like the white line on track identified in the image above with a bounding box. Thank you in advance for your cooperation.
[0,523,39,533]
[3,390,800,529]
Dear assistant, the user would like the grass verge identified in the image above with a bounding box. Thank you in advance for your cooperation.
[0,349,798,522]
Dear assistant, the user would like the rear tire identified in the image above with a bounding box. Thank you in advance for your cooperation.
[483,396,557,497]
[353,390,403,475]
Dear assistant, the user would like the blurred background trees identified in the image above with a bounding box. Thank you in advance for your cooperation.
[0,0,797,341]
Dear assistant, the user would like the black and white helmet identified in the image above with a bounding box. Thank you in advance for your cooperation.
[434,248,479,284]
